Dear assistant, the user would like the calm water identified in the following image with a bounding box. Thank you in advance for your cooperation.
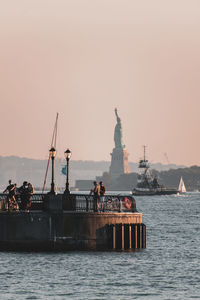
[0,193,199,300]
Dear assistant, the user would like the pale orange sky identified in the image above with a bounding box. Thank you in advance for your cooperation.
[0,0,200,165]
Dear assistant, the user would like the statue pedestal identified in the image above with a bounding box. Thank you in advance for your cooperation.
[109,147,130,180]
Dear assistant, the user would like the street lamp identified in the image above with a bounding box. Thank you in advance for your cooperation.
[64,149,72,194]
[49,147,56,194]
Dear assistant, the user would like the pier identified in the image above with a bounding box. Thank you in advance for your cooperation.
[0,193,146,251]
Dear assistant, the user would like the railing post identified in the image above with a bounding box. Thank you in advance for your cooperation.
[86,196,89,212]
[131,196,136,212]
[7,196,10,213]
[93,196,98,212]
[118,198,122,212]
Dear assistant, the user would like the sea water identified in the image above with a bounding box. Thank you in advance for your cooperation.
[0,193,199,299]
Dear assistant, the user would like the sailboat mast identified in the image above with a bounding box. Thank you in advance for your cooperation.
[42,113,59,193]
[53,113,58,149]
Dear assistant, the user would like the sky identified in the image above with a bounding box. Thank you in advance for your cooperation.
[0,0,200,166]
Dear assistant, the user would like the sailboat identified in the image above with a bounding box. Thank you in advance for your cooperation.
[178,177,186,194]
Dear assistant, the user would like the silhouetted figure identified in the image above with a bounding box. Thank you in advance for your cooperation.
[18,181,29,211]
[99,181,106,211]
[3,180,18,211]
[27,183,34,211]
[90,181,100,212]
[3,180,14,195]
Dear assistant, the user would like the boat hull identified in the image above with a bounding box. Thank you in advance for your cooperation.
[132,188,178,196]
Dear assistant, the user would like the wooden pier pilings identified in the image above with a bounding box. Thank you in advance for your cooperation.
[109,223,146,251]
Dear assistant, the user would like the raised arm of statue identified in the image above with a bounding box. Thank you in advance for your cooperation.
[115,108,120,123]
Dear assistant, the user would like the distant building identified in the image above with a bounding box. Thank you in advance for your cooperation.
[109,108,130,180]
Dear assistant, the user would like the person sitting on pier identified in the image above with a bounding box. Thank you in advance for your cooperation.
[90,181,100,212]
[3,180,18,211]
[99,181,106,211]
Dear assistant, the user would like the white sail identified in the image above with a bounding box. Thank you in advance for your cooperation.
[178,177,186,193]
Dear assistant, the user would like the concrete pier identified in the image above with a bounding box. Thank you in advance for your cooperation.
[0,193,146,251]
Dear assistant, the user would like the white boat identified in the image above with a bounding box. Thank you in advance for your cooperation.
[178,177,186,194]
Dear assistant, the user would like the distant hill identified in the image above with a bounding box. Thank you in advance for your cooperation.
[153,166,200,191]
[0,156,110,190]
[0,155,187,191]
[102,166,200,191]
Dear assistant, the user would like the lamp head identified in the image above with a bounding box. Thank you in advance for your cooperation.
[64,149,72,160]
[49,147,56,158]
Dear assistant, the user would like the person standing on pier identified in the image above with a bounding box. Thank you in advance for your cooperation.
[27,183,34,211]
[18,181,29,211]
[90,181,100,212]
[3,180,18,211]
[3,180,14,194]
[99,181,106,211]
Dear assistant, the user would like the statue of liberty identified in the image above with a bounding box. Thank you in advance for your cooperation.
[114,108,125,149]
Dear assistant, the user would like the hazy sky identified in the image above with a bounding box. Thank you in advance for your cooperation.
[0,0,200,165]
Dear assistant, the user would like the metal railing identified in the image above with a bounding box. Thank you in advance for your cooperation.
[73,194,136,212]
[0,193,136,213]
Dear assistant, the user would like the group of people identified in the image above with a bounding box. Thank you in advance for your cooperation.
[3,180,34,212]
[90,181,106,211]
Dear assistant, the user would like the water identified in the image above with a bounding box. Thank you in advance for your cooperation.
[0,193,199,299]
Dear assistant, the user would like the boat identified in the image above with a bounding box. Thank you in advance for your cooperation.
[178,177,186,194]
[132,146,178,196]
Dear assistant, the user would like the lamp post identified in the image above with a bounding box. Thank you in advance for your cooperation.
[49,147,56,194]
[64,149,72,194]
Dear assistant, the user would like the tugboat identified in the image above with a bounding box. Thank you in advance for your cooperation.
[132,146,178,196]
